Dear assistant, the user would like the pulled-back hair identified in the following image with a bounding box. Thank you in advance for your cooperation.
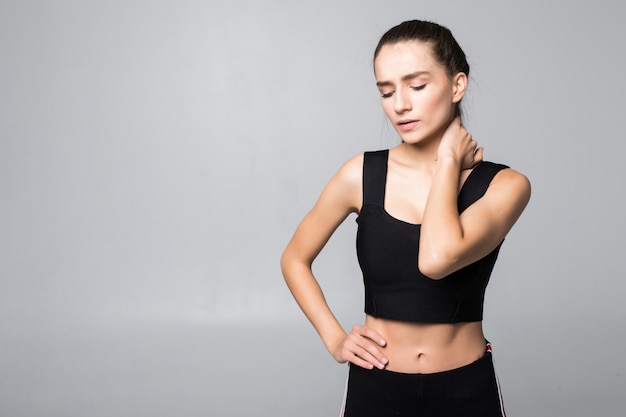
[374,20,469,78]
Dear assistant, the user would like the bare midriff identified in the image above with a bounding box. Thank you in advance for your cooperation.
[365,314,487,374]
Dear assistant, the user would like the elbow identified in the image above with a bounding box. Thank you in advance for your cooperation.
[418,252,454,280]
[280,247,310,283]
[280,249,292,280]
[280,251,298,289]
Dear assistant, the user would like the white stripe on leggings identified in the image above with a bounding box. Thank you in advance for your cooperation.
[489,344,507,417]
[339,364,350,417]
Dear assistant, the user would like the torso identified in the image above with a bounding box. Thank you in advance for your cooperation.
[357,146,488,373]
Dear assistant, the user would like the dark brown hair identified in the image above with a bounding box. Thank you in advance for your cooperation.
[374,20,469,78]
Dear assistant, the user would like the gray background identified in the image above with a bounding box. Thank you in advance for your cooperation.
[1,0,624,416]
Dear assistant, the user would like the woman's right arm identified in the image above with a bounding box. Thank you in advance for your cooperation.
[280,154,388,370]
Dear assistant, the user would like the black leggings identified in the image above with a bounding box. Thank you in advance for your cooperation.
[340,345,506,417]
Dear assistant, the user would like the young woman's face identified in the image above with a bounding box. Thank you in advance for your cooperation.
[374,40,463,145]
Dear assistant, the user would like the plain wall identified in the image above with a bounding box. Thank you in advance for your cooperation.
[1,0,625,415]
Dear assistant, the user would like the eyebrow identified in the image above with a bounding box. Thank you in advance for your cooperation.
[376,71,430,88]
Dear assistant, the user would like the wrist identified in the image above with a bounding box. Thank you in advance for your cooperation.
[324,331,347,358]
[435,154,462,170]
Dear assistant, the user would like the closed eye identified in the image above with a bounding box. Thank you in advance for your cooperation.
[380,84,426,98]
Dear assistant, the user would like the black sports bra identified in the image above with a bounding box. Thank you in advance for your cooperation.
[356,150,509,323]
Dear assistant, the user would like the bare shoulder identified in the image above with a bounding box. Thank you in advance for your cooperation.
[494,167,531,196]
[488,166,532,211]
[333,152,364,184]
[320,153,364,214]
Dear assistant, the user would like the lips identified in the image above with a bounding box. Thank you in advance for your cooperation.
[397,119,419,131]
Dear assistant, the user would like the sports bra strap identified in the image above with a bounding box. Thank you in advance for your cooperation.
[362,152,507,212]
[457,161,509,214]
[362,150,389,207]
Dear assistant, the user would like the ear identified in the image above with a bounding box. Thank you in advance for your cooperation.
[451,72,467,104]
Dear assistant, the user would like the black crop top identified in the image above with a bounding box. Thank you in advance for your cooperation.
[356,150,509,323]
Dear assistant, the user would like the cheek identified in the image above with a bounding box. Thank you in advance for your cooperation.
[423,88,450,108]
[423,90,454,119]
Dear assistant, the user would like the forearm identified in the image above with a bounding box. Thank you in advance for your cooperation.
[419,156,464,278]
[281,259,346,354]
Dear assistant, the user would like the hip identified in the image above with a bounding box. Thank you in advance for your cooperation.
[340,342,506,417]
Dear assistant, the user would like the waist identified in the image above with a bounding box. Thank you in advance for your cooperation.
[364,315,487,373]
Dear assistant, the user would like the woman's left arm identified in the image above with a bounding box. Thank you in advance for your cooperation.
[419,118,531,279]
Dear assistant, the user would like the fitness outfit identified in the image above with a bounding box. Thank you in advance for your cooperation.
[341,150,509,417]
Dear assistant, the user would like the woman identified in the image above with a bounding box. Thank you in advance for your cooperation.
[280,20,530,416]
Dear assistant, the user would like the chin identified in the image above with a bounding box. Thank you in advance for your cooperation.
[398,126,444,145]
[398,132,430,145]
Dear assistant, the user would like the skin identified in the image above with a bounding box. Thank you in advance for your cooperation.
[281,40,531,373]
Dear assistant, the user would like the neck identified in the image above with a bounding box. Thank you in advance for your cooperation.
[395,137,441,169]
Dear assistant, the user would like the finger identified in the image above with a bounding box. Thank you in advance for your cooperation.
[358,326,387,347]
[349,354,378,370]
[349,344,387,370]
[361,339,389,368]
[474,147,484,164]
[354,328,388,367]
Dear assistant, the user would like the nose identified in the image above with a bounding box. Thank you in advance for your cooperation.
[394,90,412,114]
